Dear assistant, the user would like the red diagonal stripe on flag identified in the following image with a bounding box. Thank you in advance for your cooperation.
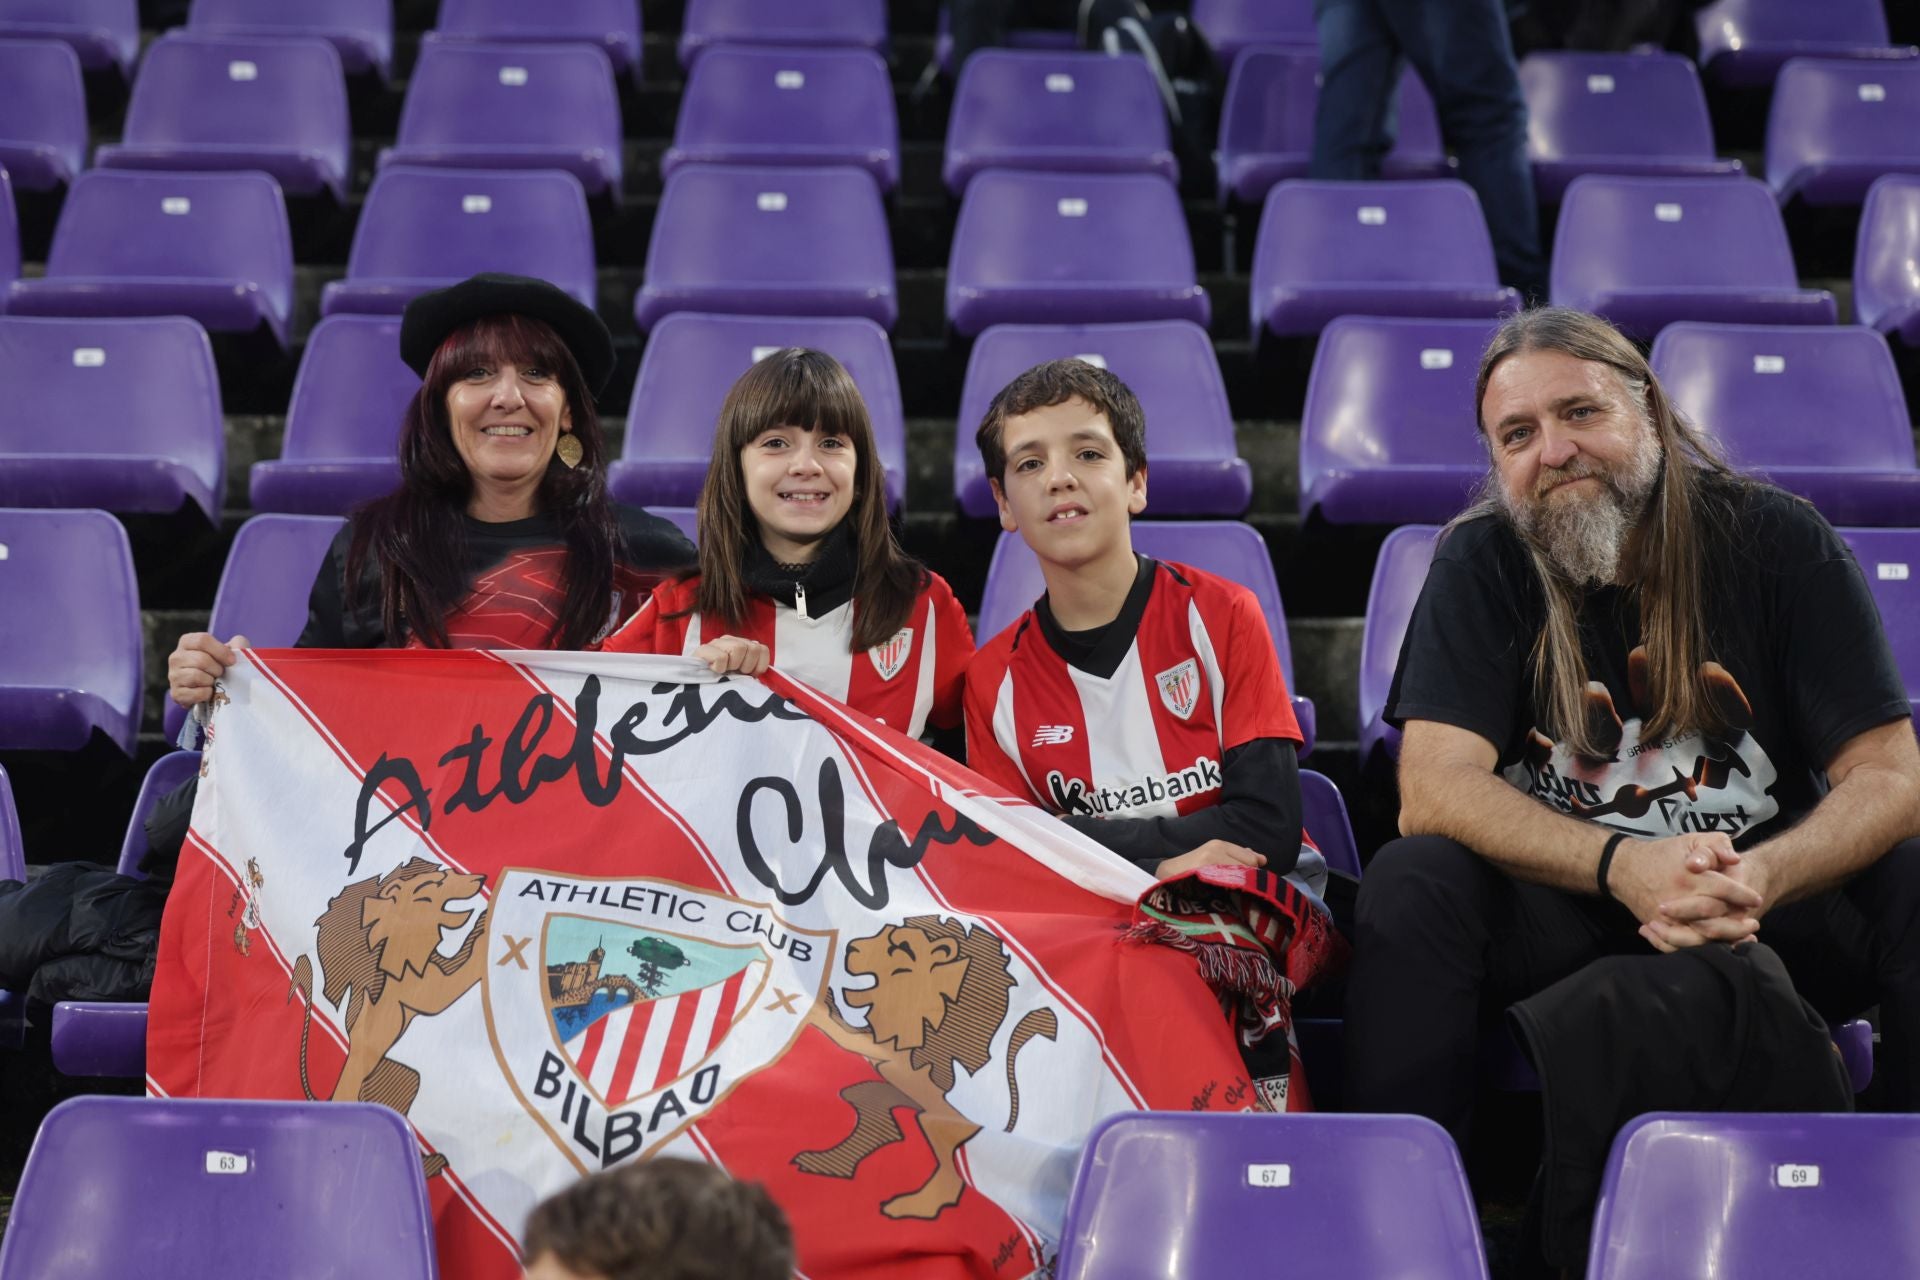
[652,986,705,1095]
[574,1012,610,1079]
[606,1001,654,1106]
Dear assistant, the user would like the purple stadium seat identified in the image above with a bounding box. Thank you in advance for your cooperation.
[250,316,414,515]
[0,38,87,193]
[1217,50,1450,206]
[1550,175,1836,340]
[1589,1113,1920,1279]
[1191,0,1316,68]
[679,0,886,68]
[1300,316,1498,525]
[0,1097,439,1277]
[1057,1112,1488,1279]
[609,313,904,510]
[0,0,137,80]
[1520,51,1742,204]
[160,514,348,742]
[188,0,391,79]
[0,508,141,754]
[1696,0,1916,90]
[322,166,595,316]
[7,169,294,347]
[952,320,1248,517]
[382,42,622,200]
[96,33,351,201]
[1839,527,1920,726]
[1651,323,1919,524]
[0,764,25,1048]
[634,164,896,332]
[0,316,224,520]
[1358,524,1441,768]
[944,51,1176,195]
[977,522,1317,756]
[663,45,898,191]
[1299,769,1360,880]
[46,749,201,1078]
[432,0,638,79]
[947,169,1207,336]
[0,164,16,304]
[1768,57,1920,207]
[1251,180,1521,343]
[1856,174,1920,347]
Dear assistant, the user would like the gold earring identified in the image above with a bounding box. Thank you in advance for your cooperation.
[555,433,583,470]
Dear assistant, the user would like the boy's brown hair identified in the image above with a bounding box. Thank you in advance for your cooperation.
[521,1157,794,1280]
[974,358,1149,484]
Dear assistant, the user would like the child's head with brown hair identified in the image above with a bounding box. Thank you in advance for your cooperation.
[693,348,923,649]
[520,1157,793,1280]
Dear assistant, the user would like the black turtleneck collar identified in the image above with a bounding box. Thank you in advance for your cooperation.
[1034,555,1160,678]
[742,522,859,617]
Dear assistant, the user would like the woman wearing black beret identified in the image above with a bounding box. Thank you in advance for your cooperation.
[165,273,696,714]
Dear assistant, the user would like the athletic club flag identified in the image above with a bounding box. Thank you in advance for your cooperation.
[148,651,1277,1279]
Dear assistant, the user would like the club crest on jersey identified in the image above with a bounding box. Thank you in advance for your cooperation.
[869,628,913,681]
[484,869,834,1174]
[1156,659,1201,720]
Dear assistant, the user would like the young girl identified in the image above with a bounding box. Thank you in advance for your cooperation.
[603,348,973,739]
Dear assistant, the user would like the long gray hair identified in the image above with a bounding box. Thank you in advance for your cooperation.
[1457,307,1751,758]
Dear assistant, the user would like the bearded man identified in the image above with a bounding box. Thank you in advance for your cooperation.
[1346,307,1920,1138]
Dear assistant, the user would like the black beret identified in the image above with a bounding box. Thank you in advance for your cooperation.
[399,273,616,395]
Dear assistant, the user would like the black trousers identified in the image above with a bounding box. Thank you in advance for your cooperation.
[1345,834,1920,1144]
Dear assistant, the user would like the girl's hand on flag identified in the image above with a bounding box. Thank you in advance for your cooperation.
[694,635,771,676]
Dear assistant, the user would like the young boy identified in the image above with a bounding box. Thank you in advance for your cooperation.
[963,359,1320,888]
[520,1158,792,1280]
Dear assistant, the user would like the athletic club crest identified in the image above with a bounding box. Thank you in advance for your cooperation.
[869,628,913,681]
[1156,659,1201,720]
[483,869,835,1174]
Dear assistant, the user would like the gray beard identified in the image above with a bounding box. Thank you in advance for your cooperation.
[1502,434,1662,585]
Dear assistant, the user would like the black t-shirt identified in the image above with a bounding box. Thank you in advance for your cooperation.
[300,503,696,649]
[1387,480,1909,847]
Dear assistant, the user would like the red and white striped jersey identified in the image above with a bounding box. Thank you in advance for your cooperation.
[964,560,1302,820]
[602,572,974,737]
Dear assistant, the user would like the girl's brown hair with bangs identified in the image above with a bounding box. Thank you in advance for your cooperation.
[693,348,925,650]
[344,312,625,649]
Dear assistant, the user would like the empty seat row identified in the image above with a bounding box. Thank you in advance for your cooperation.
[1304,317,1919,531]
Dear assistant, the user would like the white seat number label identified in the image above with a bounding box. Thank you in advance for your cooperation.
[1072,352,1107,369]
[1358,205,1387,225]
[162,197,191,215]
[1420,348,1454,370]
[1860,84,1886,102]
[1879,563,1910,581]
[1753,355,1786,374]
[462,195,492,213]
[1046,74,1075,92]
[206,1151,250,1175]
[757,192,788,212]
[499,66,528,86]
[1586,74,1615,93]
[227,60,257,81]
[1057,198,1089,217]
[1247,1163,1292,1188]
[775,70,805,89]
[1655,203,1683,222]
[751,345,782,362]
[72,347,105,367]
[1775,1163,1820,1188]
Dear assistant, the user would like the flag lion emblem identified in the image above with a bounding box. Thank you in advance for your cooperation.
[796,916,1059,1220]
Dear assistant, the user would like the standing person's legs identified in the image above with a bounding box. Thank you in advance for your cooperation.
[1310,0,1405,180]
[1380,0,1548,298]
[1346,835,1638,1145]
[1762,837,1920,1109]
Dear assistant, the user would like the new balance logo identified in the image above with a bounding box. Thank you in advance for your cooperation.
[1030,725,1075,747]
